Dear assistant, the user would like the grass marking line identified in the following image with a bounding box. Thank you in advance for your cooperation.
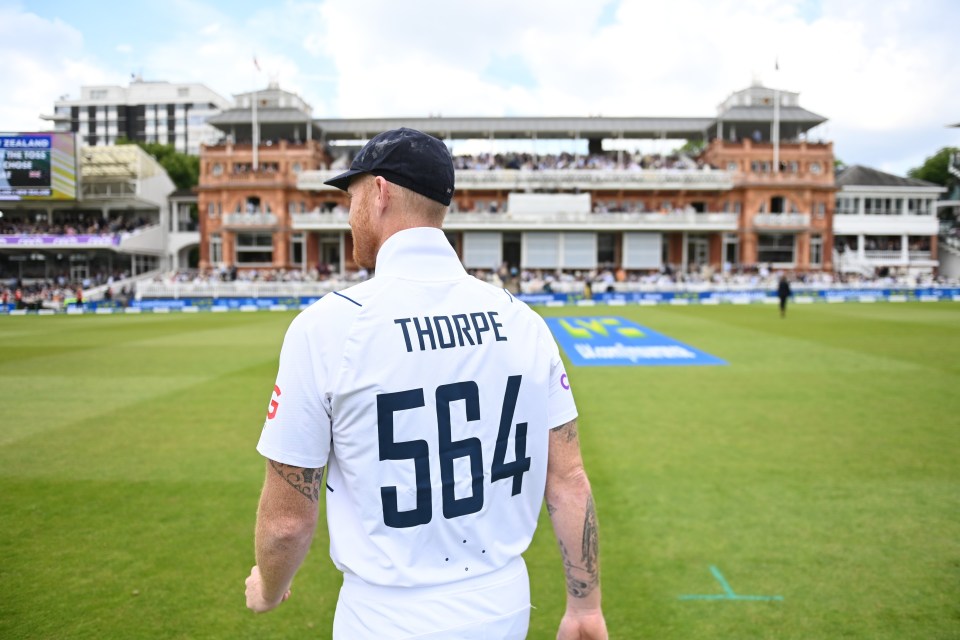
[679,565,784,602]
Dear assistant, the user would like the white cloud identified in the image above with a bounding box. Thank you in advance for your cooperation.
[2,0,957,174]
[0,6,118,132]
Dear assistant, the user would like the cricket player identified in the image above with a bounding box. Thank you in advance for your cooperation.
[245,128,607,639]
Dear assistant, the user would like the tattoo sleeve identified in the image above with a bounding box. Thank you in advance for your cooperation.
[269,460,323,503]
[554,419,580,443]
[552,494,601,599]
[581,495,600,586]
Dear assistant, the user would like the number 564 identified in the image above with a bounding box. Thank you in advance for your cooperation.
[377,375,530,528]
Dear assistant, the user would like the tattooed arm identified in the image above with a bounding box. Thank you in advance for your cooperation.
[545,419,608,640]
[245,459,323,613]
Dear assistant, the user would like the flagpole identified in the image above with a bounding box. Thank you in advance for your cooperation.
[252,55,260,171]
[252,90,259,171]
[772,57,780,174]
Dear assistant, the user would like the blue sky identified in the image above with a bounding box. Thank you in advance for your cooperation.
[2,0,958,175]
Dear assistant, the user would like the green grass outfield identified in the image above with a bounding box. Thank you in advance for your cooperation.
[1,302,958,639]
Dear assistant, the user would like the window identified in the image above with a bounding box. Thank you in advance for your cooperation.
[211,163,223,176]
[726,161,738,172]
[810,162,822,175]
[810,235,823,265]
[908,199,931,215]
[835,235,858,253]
[757,233,795,264]
[177,87,189,97]
[210,233,222,265]
[292,162,302,174]
[90,89,107,100]
[908,236,930,254]
[236,232,274,264]
[597,233,616,266]
[290,233,305,267]
[815,203,826,218]
[723,233,740,266]
[836,197,857,214]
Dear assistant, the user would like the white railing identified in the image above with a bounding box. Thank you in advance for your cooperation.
[862,250,905,260]
[81,180,137,198]
[222,212,279,227]
[753,213,811,227]
[136,277,957,300]
[298,168,734,192]
[137,280,343,299]
[292,210,739,229]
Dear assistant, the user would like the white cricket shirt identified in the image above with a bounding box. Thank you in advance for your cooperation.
[257,227,577,588]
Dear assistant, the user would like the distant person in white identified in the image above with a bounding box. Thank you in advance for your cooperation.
[245,128,607,639]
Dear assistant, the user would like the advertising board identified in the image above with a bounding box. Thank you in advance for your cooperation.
[0,132,78,201]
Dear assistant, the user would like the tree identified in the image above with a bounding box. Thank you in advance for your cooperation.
[672,138,706,157]
[907,147,958,186]
[908,146,960,224]
[117,139,199,191]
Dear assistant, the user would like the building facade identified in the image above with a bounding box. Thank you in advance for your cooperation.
[197,83,849,277]
[834,165,944,275]
[42,79,231,155]
[0,144,176,284]
[197,84,328,271]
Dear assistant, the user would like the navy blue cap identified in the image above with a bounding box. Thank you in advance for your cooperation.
[324,128,455,206]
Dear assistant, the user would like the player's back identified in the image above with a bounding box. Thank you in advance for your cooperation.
[324,262,566,588]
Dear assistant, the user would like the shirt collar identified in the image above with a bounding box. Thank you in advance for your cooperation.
[374,227,467,280]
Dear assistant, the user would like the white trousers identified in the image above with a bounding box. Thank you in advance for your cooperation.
[332,556,531,639]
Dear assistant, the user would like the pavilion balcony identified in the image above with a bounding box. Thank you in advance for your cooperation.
[292,209,739,232]
[752,213,811,228]
[222,212,279,228]
[298,168,734,193]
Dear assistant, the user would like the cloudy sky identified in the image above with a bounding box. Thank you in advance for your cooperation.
[2,0,958,175]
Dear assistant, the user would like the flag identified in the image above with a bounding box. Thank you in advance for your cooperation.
[774,57,779,71]
[253,56,261,72]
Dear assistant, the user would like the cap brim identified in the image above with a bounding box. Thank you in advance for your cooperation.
[323,168,366,191]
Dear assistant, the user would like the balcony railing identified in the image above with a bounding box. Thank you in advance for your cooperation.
[137,280,341,299]
[733,172,832,186]
[81,180,137,198]
[222,212,279,227]
[862,250,905,260]
[292,209,739,230]
[204,171,294,186]
[752,213,811,227]
[298,168,734,192]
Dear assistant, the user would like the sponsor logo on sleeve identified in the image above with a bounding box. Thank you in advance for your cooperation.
[266,385,282,420]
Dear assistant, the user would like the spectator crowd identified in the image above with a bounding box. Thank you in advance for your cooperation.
[0,212,152,236]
